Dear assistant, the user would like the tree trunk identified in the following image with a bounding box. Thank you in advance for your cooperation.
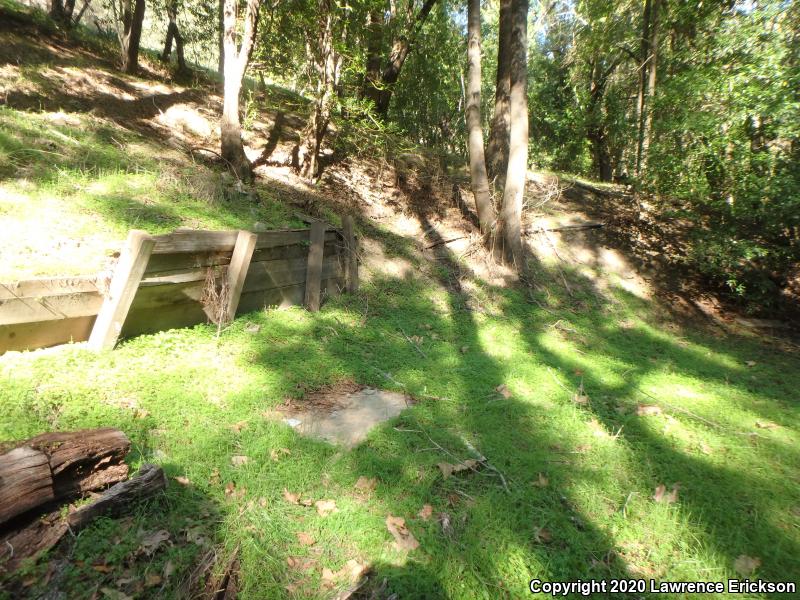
[161,23,176,62]
[373,0,439,117]
[221,0,262,181]
[639,0,660,175]
[466,0,494,237]
[0,428,130,527]
[634,0,652,176]
[361,9,383,105]
[161,5,188,75]
[494,0,528,269]
[120,0,145,74]
[217,0,225,77]
[297,0,339,181]
[589,127,613,182]
[485,0,512,194]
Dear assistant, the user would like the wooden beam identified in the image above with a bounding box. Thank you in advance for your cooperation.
[342,215,359,293]
[88,230,155,351]
[225,230,257,322]
[304,222,326,312]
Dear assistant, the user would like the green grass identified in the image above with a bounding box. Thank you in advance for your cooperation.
[1,263,798,598]
[0,106,303,280]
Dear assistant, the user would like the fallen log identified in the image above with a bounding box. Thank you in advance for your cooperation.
[0,465,166,573]
[67,464,166,530]
[0,428,130,527]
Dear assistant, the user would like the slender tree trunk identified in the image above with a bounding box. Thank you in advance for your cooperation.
[120,0,145,74]
[373,0,439,117]
[634,0,652,176]
[221,0,262,181]
[361,10,383,104]
[297,0,339,181]
[161,5,188,74]
[466,0,494,237]
[639,0,660,174]
[217,0,225,77]
[161,23,175,62]
[495,0,528,269]
[73,0,92,25]
[485,0,512,194]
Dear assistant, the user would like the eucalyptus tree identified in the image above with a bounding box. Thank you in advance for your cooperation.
[221,0,263,180]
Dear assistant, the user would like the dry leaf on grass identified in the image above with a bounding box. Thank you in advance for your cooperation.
[417,504,433,520]
[573,390,590,405]
[286,556,316,571]
[652,483,680,504]
[283,489,302,504]
[315,500,338,516]
[296,532,316,546]
[755,421,779,430]
[270,448,292,461]
[92,564,114,573]
[230,420,248,433]
[533,473,549,488]
[533,527,552,544]
[437,459,479,479]
[354,476,377,492]
[138,530,170,556]
[173,476,191,486]
[495,384,512,399]
[231,455,249,467]
[385,515,419,551]
[733,555,761,575]
[745,360,757,367]
[145,573,163,587]
[209,468,220,486]
[637,404,662,416]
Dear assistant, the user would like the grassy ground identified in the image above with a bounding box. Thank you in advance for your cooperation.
[2,260,799,598]
[1,3,799,598]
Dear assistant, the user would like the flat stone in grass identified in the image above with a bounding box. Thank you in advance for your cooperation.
[284,387,409,447]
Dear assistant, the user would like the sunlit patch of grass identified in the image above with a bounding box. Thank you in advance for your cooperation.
[0,106,301,280]
[1,270,798,598]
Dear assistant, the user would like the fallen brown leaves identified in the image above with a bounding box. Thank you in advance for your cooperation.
[637,404,662,416]
[437,459,480,479]
[385,515,419,551]
[417,504,433,520]
[652,483,680,504]
[733,555,761,575]
[296,531,316,546]
[315,499,338,517]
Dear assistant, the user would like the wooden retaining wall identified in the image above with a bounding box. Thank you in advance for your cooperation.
[0,222,358,354]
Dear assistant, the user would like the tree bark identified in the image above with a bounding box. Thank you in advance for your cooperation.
[485,0,512,194]
[0,428,130,527]
[217,0,225,77]
[372,0,439,117]
[634,0,652,176]
[161,4,188,75]
[494,0,528,269]
[297,0,340,181]
[466,0,495,237]
[221,0,262,181]
[361,9,383,104]
[639,0,660,175]
[120,0,146,74]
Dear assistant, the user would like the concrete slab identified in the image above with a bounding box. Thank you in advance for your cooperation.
[284,387,409,447]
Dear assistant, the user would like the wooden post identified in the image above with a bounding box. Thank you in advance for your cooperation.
[88,230,155,351]
[225,230,257,322]
[304,222,326,312]
[341,215,359,293]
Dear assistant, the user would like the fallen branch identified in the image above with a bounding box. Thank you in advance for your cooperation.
[424,236,467,250]
[524,221,604,234]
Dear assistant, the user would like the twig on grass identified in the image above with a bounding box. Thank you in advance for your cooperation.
[399,327,427,358]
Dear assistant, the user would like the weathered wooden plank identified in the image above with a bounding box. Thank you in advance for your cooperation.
[237,278,343,315]
[152,230,239,254]
[225,231,257,323]
[243,256,340,294]
[67,464,166,530]
[0,277,101,301]
[88,231,156,351]
[123,300,211,337]
[304,222,326,312]
[251,238,340,264]
[144,251,232,276]
[0,291,102,326]
[342,216,359,293]
[0,447,53,525]
[0,315,96,354]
